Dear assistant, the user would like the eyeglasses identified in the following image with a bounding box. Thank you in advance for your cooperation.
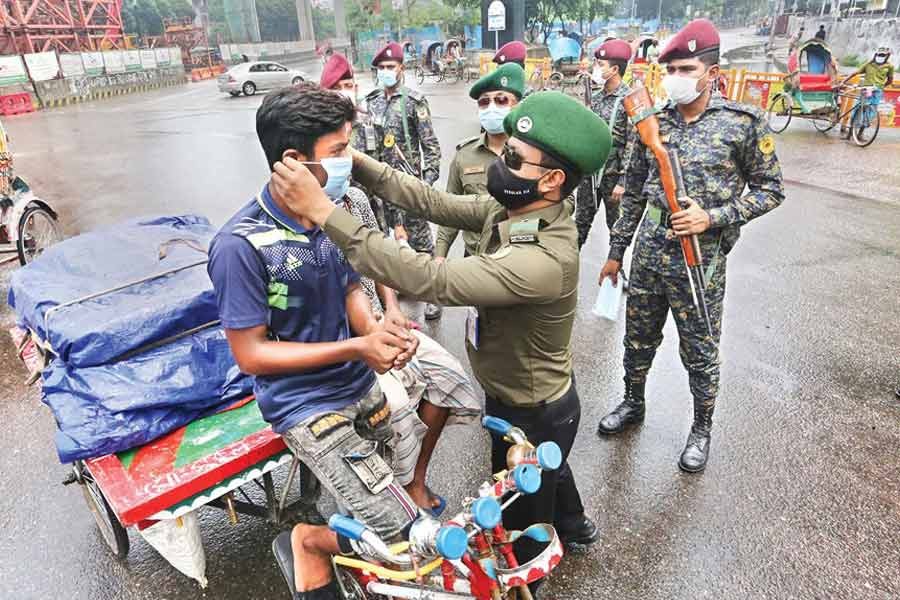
[502,143,554,171]
[477,94,512,109]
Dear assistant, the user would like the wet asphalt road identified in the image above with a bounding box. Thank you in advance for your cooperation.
[2,56,900,600]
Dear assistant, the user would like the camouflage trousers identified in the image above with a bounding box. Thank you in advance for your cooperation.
[385,205,435,255]
[623,259,726,417]
[575,177,620,249]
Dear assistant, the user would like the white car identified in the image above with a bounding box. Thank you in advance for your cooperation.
[217,62,307,96]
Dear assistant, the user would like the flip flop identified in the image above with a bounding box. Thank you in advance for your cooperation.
[425,486,447,518]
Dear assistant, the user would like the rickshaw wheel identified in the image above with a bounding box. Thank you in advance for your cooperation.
[547,72,564,90]
[450,64,463,84]
[851,104,880,147]
[415,66,425,86]
[16,204,62,266]
[812,111,837,133]
[766,93,792,134]
[76,461,130,559]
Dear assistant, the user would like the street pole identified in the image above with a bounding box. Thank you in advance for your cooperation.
[658,0,663,25]
[768,0,781,52]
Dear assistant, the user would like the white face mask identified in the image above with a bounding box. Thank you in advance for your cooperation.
[591,65,612,85]
[338,89,357,105]
[874,54,888,64]
[662,71,708,105]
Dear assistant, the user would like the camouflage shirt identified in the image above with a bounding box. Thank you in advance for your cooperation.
[609,95,785,276]
[365,85,441,184]
[350,110,383,160]
[590,81,634,187]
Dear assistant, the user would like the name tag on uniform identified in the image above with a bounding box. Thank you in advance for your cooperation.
[463,166,485,175]
[466,307,480,350]
[364,124,377,152]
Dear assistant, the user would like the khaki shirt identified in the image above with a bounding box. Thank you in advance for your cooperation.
[323,153,579,407]
[436,134,498,258]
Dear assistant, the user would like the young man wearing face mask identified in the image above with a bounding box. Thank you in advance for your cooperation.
[435,63,525,260]
[208,84,426,600]
[596,19,785,473]
[269,92,612,572]
[575,38,634,250]
[366,42,444,321]
[842,47,894,103]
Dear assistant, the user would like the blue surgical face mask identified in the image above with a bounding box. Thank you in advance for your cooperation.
[377,68,398,88]
[479,105,511,135]
[304,156,352,201]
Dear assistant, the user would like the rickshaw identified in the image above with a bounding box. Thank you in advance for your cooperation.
[0,123,62,266]
[415,40,447,84]
[402,40,417,69]
[443,37,467,83]
[547,36,588,93]
[767,39,881,147]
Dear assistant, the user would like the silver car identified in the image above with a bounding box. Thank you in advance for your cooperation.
[217,62,307,97]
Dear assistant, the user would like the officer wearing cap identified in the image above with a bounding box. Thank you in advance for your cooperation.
[494,40,536,97]
[366,42,443,320]
[320,53,388,231]
[576,38,635,250]
[596,19,784,473]
[270,91,612,570]
[436,63,525,260]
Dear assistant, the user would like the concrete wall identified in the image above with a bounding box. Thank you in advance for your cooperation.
[0,67,188,110]
[786,16,900,63]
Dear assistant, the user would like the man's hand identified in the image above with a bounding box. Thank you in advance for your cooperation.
[394,224,408,242]
[599,259,621,286]
[433,256,446,265]
[670,197,711,236]
[379,306,419,369]
[611,184,625,203]
[359,331,408,374]
[271,157,335,225]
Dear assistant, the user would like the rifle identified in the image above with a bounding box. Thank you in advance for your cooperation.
[582,74,599,211]
[622,86,713,336]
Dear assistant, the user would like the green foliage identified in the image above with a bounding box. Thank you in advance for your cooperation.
[841,54,862,68]
[256,0,301,41]
[122,0,194,39]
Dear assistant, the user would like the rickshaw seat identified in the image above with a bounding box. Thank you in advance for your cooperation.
[798,73,832,92]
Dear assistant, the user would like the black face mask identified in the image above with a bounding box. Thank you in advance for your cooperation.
[486,158,544,210]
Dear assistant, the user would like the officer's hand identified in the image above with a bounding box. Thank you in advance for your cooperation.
[611,185,625,203]
[383,304,416,331]
[359,331,406,374]
[394,225,408,242]
[271,157,334,225]
[433,256,446,265]
[670,197,711,236]
[599,259,621,286]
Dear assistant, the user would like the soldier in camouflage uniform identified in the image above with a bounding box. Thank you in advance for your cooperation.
[575,39,634,250]
[367,42,443,319]
[320,53,389,232]
[596,19,785,473]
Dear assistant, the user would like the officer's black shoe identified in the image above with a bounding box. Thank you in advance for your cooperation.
[424,302,442,320]
[556,515,599,547]
[678,427,711,473]
[597,381,645,435]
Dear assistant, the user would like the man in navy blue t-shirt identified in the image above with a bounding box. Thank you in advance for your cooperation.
[208,84,421,600]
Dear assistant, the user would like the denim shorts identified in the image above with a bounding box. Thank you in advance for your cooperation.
[281,383,419,542]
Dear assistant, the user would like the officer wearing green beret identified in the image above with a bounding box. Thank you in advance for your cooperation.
[436,63,525,260]
[269,91,612,569]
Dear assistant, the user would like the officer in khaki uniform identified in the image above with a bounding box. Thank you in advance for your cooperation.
[270,92,612,575]
[437,63,526,259]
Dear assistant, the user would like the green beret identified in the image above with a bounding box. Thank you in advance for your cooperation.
[503,91,611,174]
[469,63,526,100]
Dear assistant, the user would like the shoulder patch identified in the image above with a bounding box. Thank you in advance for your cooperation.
[456,135,481,150]
[723,99,764,120]
[406,87,424,101]
[758,134,776,155]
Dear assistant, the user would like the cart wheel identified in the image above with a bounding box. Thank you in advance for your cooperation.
[17,204,62,266]
[77,461,130,559]
[766,93,792,134]
[547,72,564,91]
[415,66,425,86]
[812,110,837,133]
[851,104,880,147]
[452,65,463,84]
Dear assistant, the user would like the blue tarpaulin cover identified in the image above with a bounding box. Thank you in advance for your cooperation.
[8,215,219,367]
[7,215,254,463]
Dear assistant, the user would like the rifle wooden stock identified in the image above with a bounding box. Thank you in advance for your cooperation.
[622,87,700,268]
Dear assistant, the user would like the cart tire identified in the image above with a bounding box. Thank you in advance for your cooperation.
[452,65,463,84]
[766,93,792,134]
[547,72,564,90]
[812,109,837,133]
[415,67,425,86]
[78,461,130,559]
[16,204,62,266]
[851,104,880,147]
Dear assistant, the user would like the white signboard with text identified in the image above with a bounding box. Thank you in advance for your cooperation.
[23,52,60,81]
[59,53,86,77]
[488,0,506,31]
[82,52,104,76]
[169,47,183,65]
[0,55,28,85]
[104,51,126,74]
[140,49,157,70]
[123,50,142,72]
[155,47,171,66]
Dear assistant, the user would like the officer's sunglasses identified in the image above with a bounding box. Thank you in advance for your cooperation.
[477,94,513,109]
[502,143,555,171]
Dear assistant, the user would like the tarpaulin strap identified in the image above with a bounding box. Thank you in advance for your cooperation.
[114,319,221,362]
[158,238,208,260]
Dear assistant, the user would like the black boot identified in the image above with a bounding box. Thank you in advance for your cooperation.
[678,402,713,473]
[555,514,599,547]
[597,380,646,435]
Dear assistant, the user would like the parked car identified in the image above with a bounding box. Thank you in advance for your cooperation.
[217,62,307,97]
